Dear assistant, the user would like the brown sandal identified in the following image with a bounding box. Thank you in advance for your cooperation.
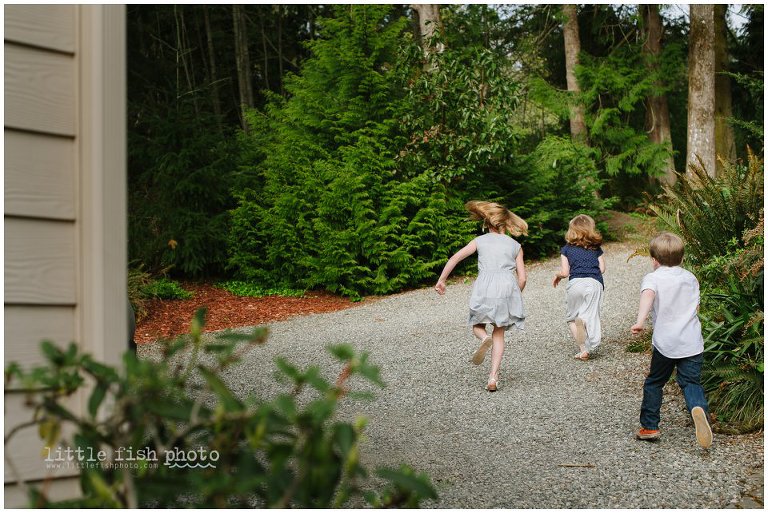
[573,352,589,361]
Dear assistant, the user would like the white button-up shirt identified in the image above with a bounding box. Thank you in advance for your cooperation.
[641,265,704,358]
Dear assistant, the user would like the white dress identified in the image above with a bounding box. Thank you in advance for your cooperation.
[467,233,525,331]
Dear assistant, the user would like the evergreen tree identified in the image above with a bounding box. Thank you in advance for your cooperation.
[229,5,472,297]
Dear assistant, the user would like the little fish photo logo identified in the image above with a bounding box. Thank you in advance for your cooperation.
[41,445,218,470]
[43,445,160,471]
[163,447,219,469]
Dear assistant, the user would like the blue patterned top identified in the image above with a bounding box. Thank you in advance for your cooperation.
[561,244,604,288]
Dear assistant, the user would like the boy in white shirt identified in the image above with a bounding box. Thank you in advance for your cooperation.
[631,232,713,448]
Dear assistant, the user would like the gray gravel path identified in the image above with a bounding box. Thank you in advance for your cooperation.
[140,242,763,508]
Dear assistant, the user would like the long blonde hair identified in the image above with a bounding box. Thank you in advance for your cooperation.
[465,200,528,237]
[565,214,602,249]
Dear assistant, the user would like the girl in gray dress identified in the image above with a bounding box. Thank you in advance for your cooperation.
[435,201,528,392]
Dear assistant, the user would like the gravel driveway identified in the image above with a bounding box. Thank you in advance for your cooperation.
[140,242,763,508]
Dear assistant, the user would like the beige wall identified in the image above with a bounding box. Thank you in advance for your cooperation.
[4,4,126,502]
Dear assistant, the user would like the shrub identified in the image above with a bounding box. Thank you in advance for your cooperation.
[650,149,764,267]
[127,266,154,323]
[4,310,437,508]
[140,277,194,300]
[700,278,764,431]
[141,277,193,299]
[128,105,237,278]
[228,5,476,298]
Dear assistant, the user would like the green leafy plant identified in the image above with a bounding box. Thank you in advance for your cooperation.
[5,310,437,508]
[701,280,764,432]
[127,265,154,323]
[140,277,193,300]
[650,150,764,266]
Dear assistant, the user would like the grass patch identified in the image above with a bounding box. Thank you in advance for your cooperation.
[218,281,306,298]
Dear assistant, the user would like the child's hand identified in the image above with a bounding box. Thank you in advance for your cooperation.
[631,323,645,335]
[552,274,563,288]
[435,280,446,295]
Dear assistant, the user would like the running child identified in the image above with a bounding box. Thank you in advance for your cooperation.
[435,200,528,392]
[553,214,605,360]
[631,232,712,448]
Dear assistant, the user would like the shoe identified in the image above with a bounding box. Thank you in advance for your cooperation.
[574,318,587,346]
[636,428,661,441]
[472,336,493,365]
[691,406,713,448]
[573,352,589,361]
[485,378,498,392]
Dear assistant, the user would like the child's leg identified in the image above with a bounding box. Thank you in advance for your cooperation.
[472,324,489,342]
[488,326,505,382]
[674,353,709,413]
[566,321,579,339]
[639,349,676,430]
[581,281,603,353]
[564,280,588,355]
[471,324,493,365]
[675,352,713,447]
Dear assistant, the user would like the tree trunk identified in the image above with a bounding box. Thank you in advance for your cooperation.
[203,6,223,128]
[714,4,736,174]
[277,5,285,95]
[411,4,444,69]
[562,4,587,144]
[686,5,716,178]
[233,5,254,131]
[641,4,676,185]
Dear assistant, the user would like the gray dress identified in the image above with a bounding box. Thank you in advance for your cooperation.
[468,233,525,331]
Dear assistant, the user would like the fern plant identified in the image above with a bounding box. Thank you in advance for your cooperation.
[650,149,764,266]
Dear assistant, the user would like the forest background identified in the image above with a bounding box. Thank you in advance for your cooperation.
[127,4,763,431]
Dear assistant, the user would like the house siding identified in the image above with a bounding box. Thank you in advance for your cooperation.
[4,4,126,503]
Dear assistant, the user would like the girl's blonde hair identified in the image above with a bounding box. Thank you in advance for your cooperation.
[465,200,528,237]
[565,214,602,249]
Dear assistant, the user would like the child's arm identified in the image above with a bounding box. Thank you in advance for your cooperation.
[516,248,527,292]
[552,255,570,287]
[631,289,656,334]
[598,254,606,274]
[435,240,477,295]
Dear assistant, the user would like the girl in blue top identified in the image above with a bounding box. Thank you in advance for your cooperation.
[553,214,605,360]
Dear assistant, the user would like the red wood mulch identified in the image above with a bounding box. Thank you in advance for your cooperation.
[135,283,367,344]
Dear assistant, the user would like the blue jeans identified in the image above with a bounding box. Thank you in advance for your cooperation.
[640,349,709,430]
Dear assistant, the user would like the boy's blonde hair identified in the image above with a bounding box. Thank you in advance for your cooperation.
[650,232,685,266]
[565,214,602,249]
[466,200,528,237]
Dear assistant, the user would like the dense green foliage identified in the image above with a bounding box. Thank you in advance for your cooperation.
[5,311,436,507]
[228,6,475,298]
[127,5,763,289]
[228,5,613,296]
[652,152,764,432]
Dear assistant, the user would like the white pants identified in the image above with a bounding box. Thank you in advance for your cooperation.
[565,278,603,352]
